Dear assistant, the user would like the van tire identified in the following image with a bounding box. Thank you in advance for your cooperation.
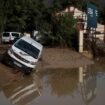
[21,68,32,75]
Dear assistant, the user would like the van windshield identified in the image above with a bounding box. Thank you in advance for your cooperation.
[3,33,9,37]
[14,39,40,59]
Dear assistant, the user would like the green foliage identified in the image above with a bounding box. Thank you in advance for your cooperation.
[0,0,80,48]
[0,0,102,31]
[0,0,102,48]
[0,0,45,32]
[98,7,105,24]
[40,12,78,48]
[54,13,77,47]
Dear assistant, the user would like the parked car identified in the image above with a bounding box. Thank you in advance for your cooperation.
[1,32,23,43]
[3,36,43,74]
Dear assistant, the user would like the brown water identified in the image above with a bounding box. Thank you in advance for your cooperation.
[0,61,105,105]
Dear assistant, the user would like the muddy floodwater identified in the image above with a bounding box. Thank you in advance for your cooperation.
[0,59,105,105]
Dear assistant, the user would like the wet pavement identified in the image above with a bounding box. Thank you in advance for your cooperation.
[0,60,105,105]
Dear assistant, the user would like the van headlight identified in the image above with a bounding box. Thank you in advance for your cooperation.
[9,48,14,54]
[30,61,37,65]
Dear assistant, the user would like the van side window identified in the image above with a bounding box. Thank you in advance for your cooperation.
[12,33,19,37]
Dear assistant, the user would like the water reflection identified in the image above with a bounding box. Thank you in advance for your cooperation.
[1,63,105,105]
[37,67,97,105]
[2,74,42,105]
[44,69,79,97]
[79,66,97,105]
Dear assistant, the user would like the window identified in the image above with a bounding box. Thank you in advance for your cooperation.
[3,33,9,37]
[12,33,19,37]
[14,39,40,59]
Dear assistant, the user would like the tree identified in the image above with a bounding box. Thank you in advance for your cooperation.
[40,12,77,47]
[0,0,102,48]
[0,0,46,32]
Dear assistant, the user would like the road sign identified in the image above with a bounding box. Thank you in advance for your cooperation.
[87,3,98,28]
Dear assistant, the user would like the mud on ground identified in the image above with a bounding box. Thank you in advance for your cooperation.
[0,45,94,86]
[37,48,94,70]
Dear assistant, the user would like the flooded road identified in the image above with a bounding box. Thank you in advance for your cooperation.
[0,60,105,105]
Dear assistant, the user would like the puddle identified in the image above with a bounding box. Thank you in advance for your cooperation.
[2,74,42,105]
[0,61,105,105]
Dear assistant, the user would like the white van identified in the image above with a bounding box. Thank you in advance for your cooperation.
[3,36,43,74]
[1,32,23,43]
